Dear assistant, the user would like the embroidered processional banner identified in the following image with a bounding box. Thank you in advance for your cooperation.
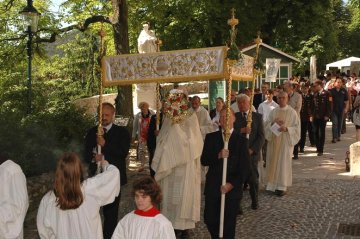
[231,54,254,81]
[265,58,281,83]
[102,46,227,86]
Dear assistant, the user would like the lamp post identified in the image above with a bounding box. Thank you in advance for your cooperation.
[19,0,40,114]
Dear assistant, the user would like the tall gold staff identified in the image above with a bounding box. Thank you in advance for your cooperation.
[155,38,162,130]
[247,32,262,139]
[96,24,106,174]
[219,8,238,239]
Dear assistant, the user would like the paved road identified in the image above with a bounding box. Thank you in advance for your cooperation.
[124,122,360,239]
[24,122,360,238]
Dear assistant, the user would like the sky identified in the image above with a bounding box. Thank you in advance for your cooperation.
[49,0,65,12]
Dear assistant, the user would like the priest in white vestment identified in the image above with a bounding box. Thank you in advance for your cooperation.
[0,156,29,239]
[189,95,214,184]
[190,95,215,140]
[264,91,300,196]
[37,153,120,239]
[151,90,203,237]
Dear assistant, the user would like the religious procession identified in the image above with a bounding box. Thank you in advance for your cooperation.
[1,1,360,239]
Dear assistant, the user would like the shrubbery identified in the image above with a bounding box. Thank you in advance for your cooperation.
[0,100,93,176]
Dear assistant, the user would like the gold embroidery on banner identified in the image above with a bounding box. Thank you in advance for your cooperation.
[102,46,227,86]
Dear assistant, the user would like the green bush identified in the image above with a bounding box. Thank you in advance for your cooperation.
[0,103,93,176]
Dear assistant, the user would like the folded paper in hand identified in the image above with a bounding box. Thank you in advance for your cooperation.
[270,123,282,136]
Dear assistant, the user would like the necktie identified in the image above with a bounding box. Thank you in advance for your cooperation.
[103,128,107,134]
[243,112,247,119]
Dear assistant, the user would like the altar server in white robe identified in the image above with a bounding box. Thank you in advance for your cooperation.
[111,176,175,239]
[0,155,29,239]
[264,91,300,196]
[151,89,203,238]
[37,152,120,239]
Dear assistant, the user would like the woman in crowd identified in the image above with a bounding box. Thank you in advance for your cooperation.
[209,97,225,130]
[132,101,154,172]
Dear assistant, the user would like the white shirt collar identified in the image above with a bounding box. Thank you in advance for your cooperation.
[221,128,234,134]
[241,110,250,115]
[103,123,113,131]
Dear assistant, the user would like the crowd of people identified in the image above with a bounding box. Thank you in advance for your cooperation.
[1,72,360,239]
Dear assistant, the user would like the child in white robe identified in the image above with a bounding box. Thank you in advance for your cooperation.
[111,176,176,239]
[0,155,29,239]
[37,152,120,239]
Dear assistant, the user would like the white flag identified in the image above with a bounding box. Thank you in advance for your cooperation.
[266,58,281,82]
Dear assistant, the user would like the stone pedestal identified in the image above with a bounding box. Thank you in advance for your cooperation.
[349,142,360,175]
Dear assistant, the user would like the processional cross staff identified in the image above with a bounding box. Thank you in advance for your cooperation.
[155,38,162,131]
[219,7,239,239]
[96,25,107,174]
[247,32,262,139]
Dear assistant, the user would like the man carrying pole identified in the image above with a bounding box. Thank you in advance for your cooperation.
[201,8,251,239]
[84,27,131,239]
[201,107,250,239]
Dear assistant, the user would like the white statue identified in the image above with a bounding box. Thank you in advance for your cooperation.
[137,23,157,53]
[135,22,158,113]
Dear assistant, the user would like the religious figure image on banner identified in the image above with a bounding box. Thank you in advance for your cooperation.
[265,58,281,83]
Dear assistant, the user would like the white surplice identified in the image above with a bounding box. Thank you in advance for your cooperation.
[264,105,300,191]
[0,160,29,239]
[151,113,203,230]
[111,211,176,239]
[37,165,120,239]
[190,106,215,140]
[258,100,279,122]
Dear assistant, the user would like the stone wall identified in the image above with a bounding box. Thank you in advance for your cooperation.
[27,172,54,203]
[73,93,118,116]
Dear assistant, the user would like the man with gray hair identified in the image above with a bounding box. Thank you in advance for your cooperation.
[234,94,265,210]
[231,93,256,113]
[283,81,302,160]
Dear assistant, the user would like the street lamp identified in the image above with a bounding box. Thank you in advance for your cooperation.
[19,0,40,114]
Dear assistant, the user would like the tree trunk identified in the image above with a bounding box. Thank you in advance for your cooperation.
[112,0,133,121]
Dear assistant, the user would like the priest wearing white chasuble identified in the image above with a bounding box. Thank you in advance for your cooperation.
[264,91,300,196]
[0,156,29,239]
[151,90,203,237]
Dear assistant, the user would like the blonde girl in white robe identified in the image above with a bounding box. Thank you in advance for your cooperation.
[37,152,120,239]
[0,156,29,239]
[111,176,176,239]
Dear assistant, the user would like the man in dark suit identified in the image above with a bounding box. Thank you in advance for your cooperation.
[310,80,331,156]
[299,83,314,152]
[234,94,265,210]
[84,102,130,239]
[201,107,250,239]
[147,111,163,177]
[253,83,269,110]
